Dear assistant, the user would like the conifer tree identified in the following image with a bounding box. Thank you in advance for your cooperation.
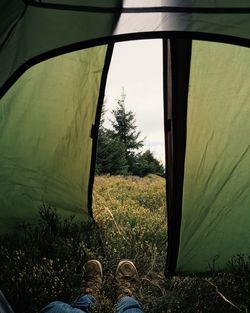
[134,150,164,177]
[96,104,128,175]
[96,92,165,177]
[110,92,143,173]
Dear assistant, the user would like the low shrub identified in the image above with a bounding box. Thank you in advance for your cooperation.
[0,205,103,312]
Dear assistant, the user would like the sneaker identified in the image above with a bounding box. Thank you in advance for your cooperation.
[82,260,103,297]
[115,260,139,299]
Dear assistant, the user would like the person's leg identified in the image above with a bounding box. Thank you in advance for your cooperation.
[71,294,97,311]
[40,300,86,313]
[116,296,143,313]
[40,260,102,313]
[115,260,144,313]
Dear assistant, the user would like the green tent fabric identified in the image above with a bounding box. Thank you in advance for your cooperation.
[0,0,250,274]
[178,40,250,272]
[1,1,250,96]
[0,45,107,233]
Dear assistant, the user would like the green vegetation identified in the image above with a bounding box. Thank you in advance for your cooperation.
[96,93,164,177]
[1,175,250,312]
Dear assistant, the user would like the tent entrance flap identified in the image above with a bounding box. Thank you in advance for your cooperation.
[0,45,108,233]
[164,38,192,276]
[87,43,114,218]
[177,41,250,273]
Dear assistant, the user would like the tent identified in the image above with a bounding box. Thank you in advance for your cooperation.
[0,0,250,275]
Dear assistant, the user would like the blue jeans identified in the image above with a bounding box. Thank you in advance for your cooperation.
[41,295,143,313]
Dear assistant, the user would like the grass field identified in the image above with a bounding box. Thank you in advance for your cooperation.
[93,175,167,312]
[0,175,250,312]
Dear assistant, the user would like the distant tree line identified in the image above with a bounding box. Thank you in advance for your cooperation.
[96,93,164,177]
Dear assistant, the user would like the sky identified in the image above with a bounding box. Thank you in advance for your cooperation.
[104,39,165,164]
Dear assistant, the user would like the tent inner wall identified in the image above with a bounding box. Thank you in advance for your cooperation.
[0,45,107,233]
[177,40,250,273]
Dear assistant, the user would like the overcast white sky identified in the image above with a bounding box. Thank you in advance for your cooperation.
[104,39,165,164]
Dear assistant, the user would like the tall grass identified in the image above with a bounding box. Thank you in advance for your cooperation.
[92,175,167,312]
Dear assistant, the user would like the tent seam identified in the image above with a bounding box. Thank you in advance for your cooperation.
[1,31,250,100]
[24,1,250,14]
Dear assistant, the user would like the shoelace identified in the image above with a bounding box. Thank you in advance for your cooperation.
[83,277,101,295]
[117,281,136,298]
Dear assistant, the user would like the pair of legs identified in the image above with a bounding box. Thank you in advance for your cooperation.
[41,260,143,313]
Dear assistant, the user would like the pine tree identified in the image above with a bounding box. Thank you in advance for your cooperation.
[96,128,128,175]
[96,93,165,177]
[111,92,143,173]
[96,104,128,175]
[134,150,165,177]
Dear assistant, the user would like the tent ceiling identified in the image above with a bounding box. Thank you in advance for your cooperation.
[1,0,250,97]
